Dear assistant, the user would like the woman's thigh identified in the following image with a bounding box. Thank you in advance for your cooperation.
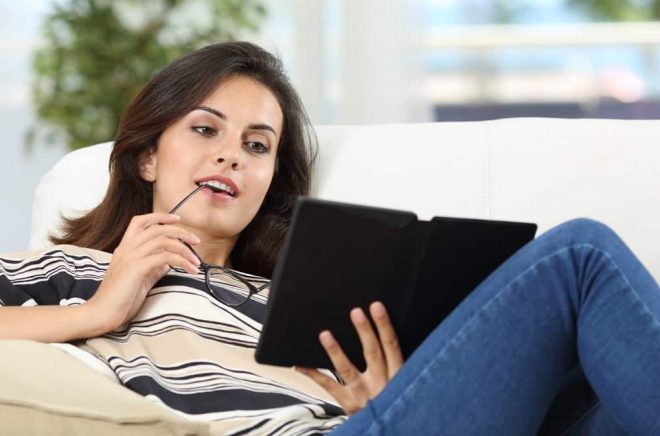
[539,366,627,436]
[561,405,628,436]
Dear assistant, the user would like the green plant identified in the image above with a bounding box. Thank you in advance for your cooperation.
[567,0,660,21]
[28,0,266,151]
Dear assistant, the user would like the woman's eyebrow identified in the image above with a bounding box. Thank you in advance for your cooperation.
[193,106,276,135]
[195,106,226,120]
[247,123,276,135]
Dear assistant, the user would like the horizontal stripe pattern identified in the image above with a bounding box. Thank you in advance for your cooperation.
[1,246,347,434]
[0,246,107,307]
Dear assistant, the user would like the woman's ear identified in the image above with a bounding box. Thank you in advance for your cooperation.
[139,148,157,182]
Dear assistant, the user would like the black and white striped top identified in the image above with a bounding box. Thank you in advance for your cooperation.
[0,246,347,435]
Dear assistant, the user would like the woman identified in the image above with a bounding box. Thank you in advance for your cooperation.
[0,42,657,435]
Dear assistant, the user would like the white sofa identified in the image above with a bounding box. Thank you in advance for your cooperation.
[30,118,660,281]
[7,117,659,434]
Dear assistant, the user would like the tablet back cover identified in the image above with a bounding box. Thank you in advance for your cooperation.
[256,198,421,370]
[255,198,537,370]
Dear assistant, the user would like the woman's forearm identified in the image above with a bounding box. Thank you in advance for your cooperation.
[0,304,106,342]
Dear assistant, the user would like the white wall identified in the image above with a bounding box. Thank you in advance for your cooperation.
[0,0,427,253]
[0,1,67,253]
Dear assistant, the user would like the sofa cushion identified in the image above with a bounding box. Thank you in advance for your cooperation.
[0,340,208,436]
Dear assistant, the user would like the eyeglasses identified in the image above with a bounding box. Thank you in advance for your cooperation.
[167,184,270,306]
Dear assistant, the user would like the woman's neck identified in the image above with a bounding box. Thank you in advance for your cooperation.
[199,239,237,267]
[185,229,237,267]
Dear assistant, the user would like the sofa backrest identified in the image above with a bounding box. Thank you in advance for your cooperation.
[29,118,660,280]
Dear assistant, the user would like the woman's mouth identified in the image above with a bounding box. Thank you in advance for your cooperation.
[196,180,236,197]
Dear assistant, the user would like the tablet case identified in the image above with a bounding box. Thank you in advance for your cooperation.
[255,197,537,370]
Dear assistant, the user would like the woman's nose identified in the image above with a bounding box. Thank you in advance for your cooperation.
[217,156,239,170]
[215,135,241,169]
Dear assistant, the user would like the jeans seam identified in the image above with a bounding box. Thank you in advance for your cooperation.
[573,243,660,435]
[579,243,660,374]
[363,401,384,435]
[377,243,591,426]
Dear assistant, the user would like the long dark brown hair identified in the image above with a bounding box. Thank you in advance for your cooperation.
[50,42,317,278]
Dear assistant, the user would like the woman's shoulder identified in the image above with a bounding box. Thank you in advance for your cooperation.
[0,245,108,307]
[0,244,111,265]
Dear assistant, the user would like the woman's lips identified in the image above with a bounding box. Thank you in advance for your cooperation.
[200,185,236,203]
[195,176,239,197]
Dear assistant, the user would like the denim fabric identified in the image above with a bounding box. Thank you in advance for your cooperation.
[561,403,628,436]
[332,219,659,435]
[538,366,627,435]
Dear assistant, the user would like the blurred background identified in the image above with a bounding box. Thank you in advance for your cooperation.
[1,0,659,252]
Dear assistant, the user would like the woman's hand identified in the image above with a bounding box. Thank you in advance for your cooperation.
[295,301,404,415]
[85,213,201,335]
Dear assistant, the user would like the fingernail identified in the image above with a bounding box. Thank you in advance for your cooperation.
[319,330,334,346]
[191,234,201,244]
[351,307,367,323]
[371,301,386,318]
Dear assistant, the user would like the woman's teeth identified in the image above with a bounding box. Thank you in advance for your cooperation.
[197,180,235,196]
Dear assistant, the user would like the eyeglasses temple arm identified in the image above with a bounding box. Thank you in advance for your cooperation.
[164,185,207,267]
[168,185,206,214]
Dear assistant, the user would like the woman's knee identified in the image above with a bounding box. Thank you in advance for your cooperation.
[549,218,622,249]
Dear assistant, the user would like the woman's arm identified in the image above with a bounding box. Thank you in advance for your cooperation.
[0,213,201,343]
[0,304,107,342]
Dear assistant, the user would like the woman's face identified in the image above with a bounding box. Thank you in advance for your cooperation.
[141,75,283,256]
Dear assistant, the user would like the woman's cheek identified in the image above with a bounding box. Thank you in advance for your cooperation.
[254,167,276,198]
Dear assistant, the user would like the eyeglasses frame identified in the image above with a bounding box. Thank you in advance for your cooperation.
[167,184,270,306]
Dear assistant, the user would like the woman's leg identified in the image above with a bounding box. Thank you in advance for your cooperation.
[332,219,659,435]
[561,403,628,436]
[538,365,628,436]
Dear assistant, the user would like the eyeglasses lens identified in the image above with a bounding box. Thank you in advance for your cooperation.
[206,267,252,306]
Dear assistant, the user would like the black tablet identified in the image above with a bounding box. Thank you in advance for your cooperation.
[255,197,537,370]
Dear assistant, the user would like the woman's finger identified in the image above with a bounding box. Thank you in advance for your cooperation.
[295,367,347,400]
[370,302,404,377]
[132,222,200,249]
[319,331,361,386]
[142,250,199,276]
[137,237,201,272]
[124,213,180,238]
[118,214,200,268]
[295,367,363,415]
[137,226,200,253]
[350,307,387,381]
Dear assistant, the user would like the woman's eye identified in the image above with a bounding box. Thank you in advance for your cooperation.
[245,141,270,154]
[193,125,216,136]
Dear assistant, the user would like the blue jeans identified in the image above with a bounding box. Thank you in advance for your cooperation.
[332,219,660,435]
